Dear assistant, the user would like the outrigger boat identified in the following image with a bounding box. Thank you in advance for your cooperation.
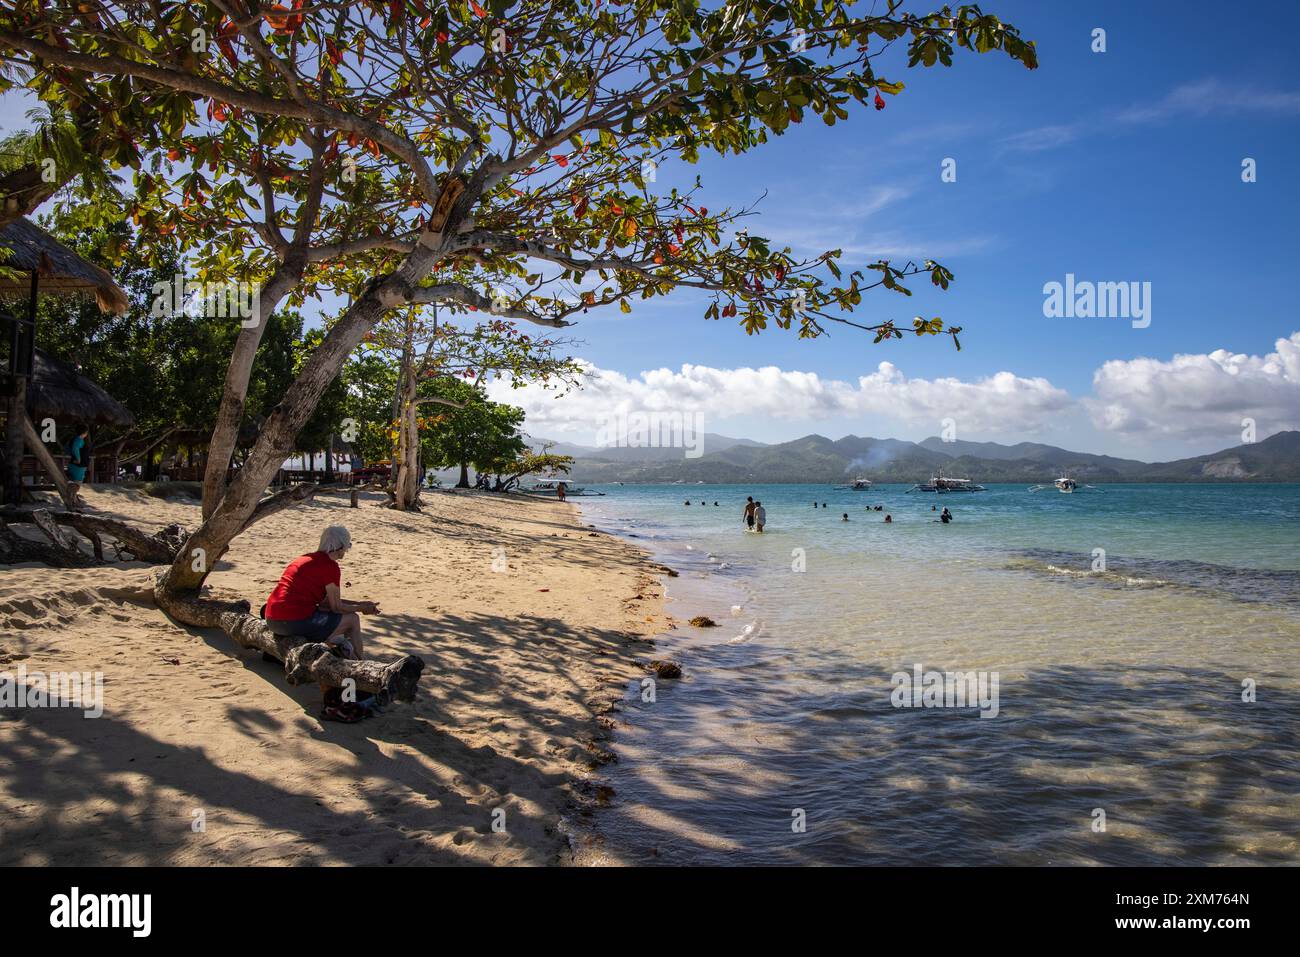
[834,478,873,490]
[522,480,606,496]
[907,469,985,493]
[1029,473,1102,493]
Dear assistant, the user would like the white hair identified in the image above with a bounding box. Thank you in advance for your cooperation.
[319,525,352,554]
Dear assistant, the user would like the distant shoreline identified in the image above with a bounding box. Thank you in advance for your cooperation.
[559,479,1300,486]
[532,430,1300,486]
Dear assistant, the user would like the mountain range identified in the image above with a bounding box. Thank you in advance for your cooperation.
[528,430,1300,484]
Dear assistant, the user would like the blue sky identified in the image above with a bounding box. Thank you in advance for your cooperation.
[517,0,1299,459]
[5,1,1298,460]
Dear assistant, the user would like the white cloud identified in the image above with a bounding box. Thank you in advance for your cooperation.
[748,182,996,262]
[854,363,1072,431]
[1086,332,1300,440]
[489,359,1073,441]
[1116,78,1300,124]
[999,124,1081,153]
[1000,78,1300,155]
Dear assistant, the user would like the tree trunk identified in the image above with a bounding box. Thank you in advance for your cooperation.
[157,291,389,599]
[154,176,459,711]
[392,366,422,510]
[153,590,424,702]
[200,267,300,519]
[457,462,470,489]
[389,337,409,487]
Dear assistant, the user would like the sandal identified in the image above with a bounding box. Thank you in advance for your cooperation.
[320,703,365,724]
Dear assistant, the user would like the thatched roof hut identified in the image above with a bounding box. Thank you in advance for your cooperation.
[0,217,129,315]
[27,348,135,429]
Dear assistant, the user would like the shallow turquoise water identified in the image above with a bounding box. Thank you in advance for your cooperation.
[573,483,1300,865]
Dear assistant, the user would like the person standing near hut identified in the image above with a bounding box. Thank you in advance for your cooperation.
[65,423,90,501]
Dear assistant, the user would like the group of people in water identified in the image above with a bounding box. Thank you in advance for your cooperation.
[833,505,948,523]
[691,497,954,532]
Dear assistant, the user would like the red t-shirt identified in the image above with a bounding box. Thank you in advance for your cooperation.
[264,551,341,621]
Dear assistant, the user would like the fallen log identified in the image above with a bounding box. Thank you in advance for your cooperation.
[0,507,186,564]
[0,516,97,566]
[30,507,79,552]
[153,582,425,702]
[1,480,323,568]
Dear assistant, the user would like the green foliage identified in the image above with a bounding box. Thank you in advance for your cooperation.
[26,214,321,442]
[418,377,527,475]
[342,348,399,464]
[0,0,1038,349]
[499,451,575,488]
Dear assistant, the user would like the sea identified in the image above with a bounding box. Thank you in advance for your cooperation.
[571,482,1300,865]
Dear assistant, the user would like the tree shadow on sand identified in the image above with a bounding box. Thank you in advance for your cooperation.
[0,609,651,865]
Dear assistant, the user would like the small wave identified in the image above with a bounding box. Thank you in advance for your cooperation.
[1043,563,1171,588]
[1013,549,1298,605]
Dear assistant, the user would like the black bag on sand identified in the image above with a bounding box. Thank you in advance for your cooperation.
[321,686,367,723]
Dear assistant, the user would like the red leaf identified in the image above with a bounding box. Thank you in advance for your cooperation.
[470,0,487,18]
[217,37,238,68]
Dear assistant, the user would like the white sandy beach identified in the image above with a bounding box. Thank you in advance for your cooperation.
[0,485,668,865]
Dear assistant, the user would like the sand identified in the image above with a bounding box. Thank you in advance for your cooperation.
[0,485,667,865]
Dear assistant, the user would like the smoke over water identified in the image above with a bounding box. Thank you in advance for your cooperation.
[845,445,900,473]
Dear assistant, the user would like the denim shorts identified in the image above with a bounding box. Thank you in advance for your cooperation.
[265,610,342,642]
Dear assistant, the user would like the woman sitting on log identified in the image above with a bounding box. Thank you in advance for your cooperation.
[263,525,380,660]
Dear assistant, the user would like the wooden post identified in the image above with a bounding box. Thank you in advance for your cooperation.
[20,412,76,509]
[2,273,36,506]
[3,383,25,506]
